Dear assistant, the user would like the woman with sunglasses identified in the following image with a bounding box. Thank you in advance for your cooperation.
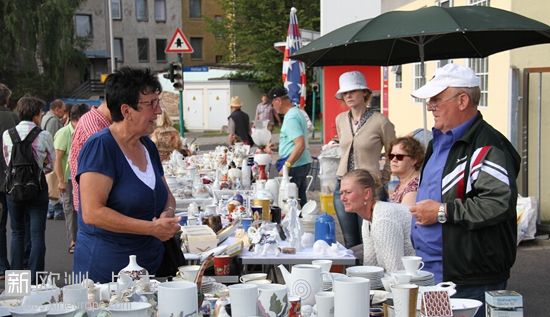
[388,136,425,206]
[340,169,414,272]
[333,71,396,248]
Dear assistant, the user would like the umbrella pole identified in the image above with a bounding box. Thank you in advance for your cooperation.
[419,44,429,146]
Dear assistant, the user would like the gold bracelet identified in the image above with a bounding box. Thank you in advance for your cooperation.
[285,161,293,168]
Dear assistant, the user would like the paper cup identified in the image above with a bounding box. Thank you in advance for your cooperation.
[213,255,232,276]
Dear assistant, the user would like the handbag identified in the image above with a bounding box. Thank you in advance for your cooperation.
[156,236,186,278]
[45,172,60,200]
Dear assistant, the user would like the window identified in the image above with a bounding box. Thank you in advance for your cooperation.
[469,0,489,6]
[111,0,122,20]
[154,0,166,22]
[392,65,402,88]
[438,59,451,67]
[136,0,148,21]
[114,38,124,63]
[413,62,425,102]
[156,39,167,62]
[189,0,201,18]
[190,37,203,59]
[437,0,453,7]
[75,14,92,38]
[138,38,149,62]
[215,55,223,64]
[468,58,488,107]
[213,15,223,38]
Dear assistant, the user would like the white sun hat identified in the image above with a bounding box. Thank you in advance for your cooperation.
[335,71,371,99]
[411,63,481,99]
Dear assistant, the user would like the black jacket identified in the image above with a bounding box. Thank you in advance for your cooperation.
[420,113,521,285]
[228,108,253,145]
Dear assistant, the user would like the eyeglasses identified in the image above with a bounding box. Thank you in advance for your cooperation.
[137,98,161,111]
[388,153,410,161]
[427,92,463,110]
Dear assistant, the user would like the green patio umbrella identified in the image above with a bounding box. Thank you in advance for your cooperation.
[291,5,550,135]
[292,6,550,66]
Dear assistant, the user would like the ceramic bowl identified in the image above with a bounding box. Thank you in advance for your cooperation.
[9,305,49,317]
[108,302,152,317]
[239,273,268,283]
[46,303,77,317]
[450,298,483,317]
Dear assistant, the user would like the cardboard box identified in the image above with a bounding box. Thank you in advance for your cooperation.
[485,290,523,309]
[486,306,524,317]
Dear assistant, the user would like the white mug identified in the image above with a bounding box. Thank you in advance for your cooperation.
[257,284,288,317]
[157,281,198,317]
[62,284,88,310]
[391,283,418,317]
[228,284,258,317]
[333,277,370,316]
[401,256,424,275]
[315,291,334,317]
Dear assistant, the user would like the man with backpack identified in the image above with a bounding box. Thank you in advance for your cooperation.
[2,96,55,284]
[0,83,18,279]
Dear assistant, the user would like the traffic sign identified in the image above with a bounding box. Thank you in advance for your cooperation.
[165,28,194,53]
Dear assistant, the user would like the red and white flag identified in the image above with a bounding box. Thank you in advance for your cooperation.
[282,7,306,108]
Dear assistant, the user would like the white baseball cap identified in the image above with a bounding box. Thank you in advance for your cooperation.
[335,71,371,99]
[411,63,481,99]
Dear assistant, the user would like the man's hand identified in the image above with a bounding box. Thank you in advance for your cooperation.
[150,216,181,241]
[410,199,440,225]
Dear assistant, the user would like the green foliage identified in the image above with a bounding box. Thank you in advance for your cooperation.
[208,0,320,93]
[0,0,84,100]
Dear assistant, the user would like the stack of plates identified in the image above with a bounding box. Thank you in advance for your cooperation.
[345,266,385,290]
[395,270,435,286]
[201,276,215,293]
[322,272,347,291]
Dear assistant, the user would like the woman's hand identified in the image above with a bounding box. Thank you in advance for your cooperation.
[151,216,181,241]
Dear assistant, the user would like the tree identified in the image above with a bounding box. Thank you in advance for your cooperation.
[0,0,86,100]
[208,0,320,93]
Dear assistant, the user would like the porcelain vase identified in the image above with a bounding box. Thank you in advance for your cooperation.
[119,255,149,281]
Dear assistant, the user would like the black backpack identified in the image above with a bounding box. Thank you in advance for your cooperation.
[5,126,44,202]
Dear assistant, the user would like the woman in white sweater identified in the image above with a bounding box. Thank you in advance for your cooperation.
[340,169,415,272]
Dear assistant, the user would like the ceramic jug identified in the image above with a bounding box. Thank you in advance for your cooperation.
[278,264,333,306]
[315,213,336,245]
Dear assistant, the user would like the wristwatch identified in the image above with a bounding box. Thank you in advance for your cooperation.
[284,161,293,169]
[437,203,447,224]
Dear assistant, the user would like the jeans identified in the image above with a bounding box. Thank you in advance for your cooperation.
[7,188,48,284]
[61,181,77,245]
[288,163,311,208]
[0,193,10,275]
[454,281,507,317]
[333,179,363,248]
[47,199,63,218]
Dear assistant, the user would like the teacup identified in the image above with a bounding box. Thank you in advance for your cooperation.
[245,279,272,285]
[401,256,424,275]
[391,272,412,284]
[177,265,201,282]
[312,260,333,273]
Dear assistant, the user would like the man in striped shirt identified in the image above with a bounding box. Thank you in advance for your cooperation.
[69,101,112,213]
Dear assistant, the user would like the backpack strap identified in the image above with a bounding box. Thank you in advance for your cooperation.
[24,126,42,144]
[8,127,21,144]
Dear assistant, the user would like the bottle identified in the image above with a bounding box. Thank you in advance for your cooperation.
[241,158,251,189]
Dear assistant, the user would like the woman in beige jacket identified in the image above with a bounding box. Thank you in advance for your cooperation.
[333,71,396,248]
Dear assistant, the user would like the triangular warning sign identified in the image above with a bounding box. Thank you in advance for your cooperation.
[165,28,194,53]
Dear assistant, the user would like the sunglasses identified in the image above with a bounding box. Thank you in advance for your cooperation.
[388,153,410,161]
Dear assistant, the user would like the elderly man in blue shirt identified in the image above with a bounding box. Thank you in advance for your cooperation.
[410,63,520,317]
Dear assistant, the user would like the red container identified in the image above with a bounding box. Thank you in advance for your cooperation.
[288,295,301,317]
[213,255,231,276]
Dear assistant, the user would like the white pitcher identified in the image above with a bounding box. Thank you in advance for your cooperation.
[278,264,333,306]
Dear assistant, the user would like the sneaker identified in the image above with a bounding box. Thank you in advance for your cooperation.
[54,214,65,220]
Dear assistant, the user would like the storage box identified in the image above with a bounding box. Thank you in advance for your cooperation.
[180,225,218,253]
[485,290,523,309]
[486,306,524,317]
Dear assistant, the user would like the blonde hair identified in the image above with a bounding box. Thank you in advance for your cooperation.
[156,108,173,128]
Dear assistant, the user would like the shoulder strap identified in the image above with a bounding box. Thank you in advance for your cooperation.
[24,126,42,144]
[8,128,21,143]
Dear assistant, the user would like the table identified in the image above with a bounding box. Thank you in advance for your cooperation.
[239,245,357,282]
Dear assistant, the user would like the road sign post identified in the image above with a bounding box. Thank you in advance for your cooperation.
[165,27,194,138]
